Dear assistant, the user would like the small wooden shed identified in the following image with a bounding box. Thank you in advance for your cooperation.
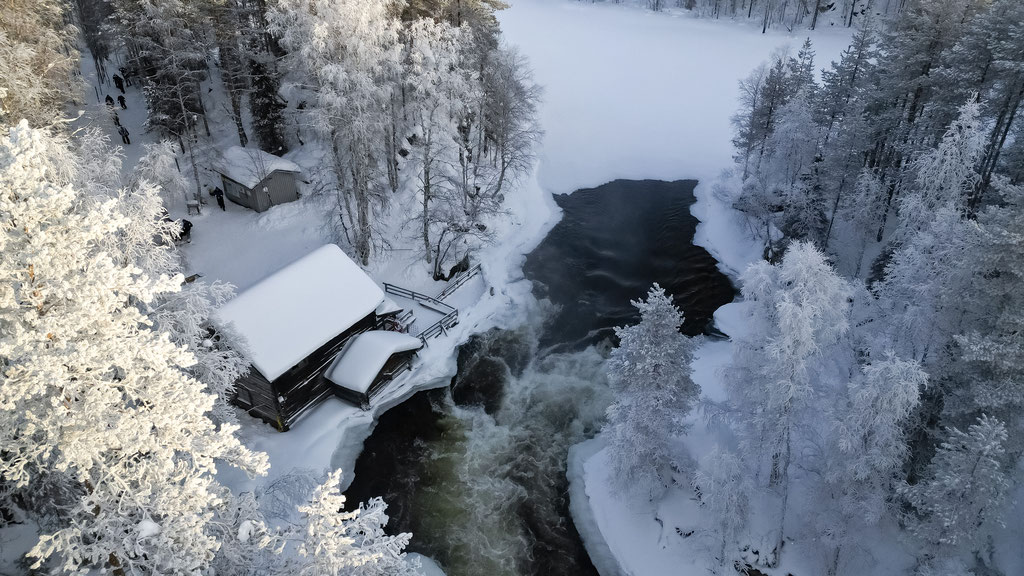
[214,146,301,212]
[215,244,395,430]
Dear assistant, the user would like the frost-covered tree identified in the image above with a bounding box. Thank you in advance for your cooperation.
[278,470,417,576]
[727,242,852,560]
[949,178,1024,437]
[270,0,402,265]
[478,46,542,199]
[819,352,927,573]
[896,100,984,242]
[132,140,191,210]
[693,449,749,573]
[874,205,974,364]
[404,18,472,268]
[833,353,927,524]
[901,415,1011,559]
[605,284,699,500]
[0,0,79,127]
[0,121,268,573]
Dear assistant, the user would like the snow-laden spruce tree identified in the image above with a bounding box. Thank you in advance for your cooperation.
[900,414,1011,562]
[604,284,699,500]
[277,470,417,576]
[726,241,852,562]
[0,121,268,573]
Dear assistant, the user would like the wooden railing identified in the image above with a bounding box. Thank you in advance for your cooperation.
[383,283,459,346]
[383,283,456,313]
[416,309,459,345]
[436,263,482,301]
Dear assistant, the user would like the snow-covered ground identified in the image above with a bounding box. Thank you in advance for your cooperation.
[43,3,873,575]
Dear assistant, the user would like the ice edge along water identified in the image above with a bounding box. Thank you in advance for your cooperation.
[488,2,855,576]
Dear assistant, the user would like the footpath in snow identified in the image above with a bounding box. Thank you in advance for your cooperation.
[497,1,853,575]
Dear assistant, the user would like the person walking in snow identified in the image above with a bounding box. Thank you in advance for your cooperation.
[118,95,127,109]
[177,219,193,243]
[112,112,121,127]
[118,125,131,145]
[112,74,125,94]
[119,66,132,86]
[105,94,115,107]
[212,186,226,211]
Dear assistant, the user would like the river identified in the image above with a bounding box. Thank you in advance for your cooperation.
[344,179,735,576]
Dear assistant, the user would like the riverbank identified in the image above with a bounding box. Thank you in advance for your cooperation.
[494,1,856,575]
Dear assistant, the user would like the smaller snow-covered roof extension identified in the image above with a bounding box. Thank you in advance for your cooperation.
[215,146,301,189]
[216,244,385,382]
[326,331,423,394]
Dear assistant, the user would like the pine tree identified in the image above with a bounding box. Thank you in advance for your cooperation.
[605,284,699,500]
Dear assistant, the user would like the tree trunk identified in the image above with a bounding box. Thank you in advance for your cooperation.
[422,145,433,264]
[810,0,822,29]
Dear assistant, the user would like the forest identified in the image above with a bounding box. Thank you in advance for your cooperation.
[1,0,1022,574]
[601,0,1023,574]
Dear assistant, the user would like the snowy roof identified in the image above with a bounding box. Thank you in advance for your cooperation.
[325,331,423,394]
[215,146,301,189]
[375,297,402,316]
[215,245,385,382]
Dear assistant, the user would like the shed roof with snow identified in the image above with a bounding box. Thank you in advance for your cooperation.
[326,331,423,394]
[215,146,301,190]
[215,244,385,382]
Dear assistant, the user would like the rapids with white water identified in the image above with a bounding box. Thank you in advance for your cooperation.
[344,180,735,576]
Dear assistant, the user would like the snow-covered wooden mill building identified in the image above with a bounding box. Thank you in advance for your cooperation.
[213,146,301,212]
[214,244,421,430]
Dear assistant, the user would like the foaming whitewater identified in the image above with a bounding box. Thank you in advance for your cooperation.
[344,180,735,576]
[347,307,613,576]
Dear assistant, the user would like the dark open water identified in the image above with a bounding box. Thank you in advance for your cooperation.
[344,180,735,576]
